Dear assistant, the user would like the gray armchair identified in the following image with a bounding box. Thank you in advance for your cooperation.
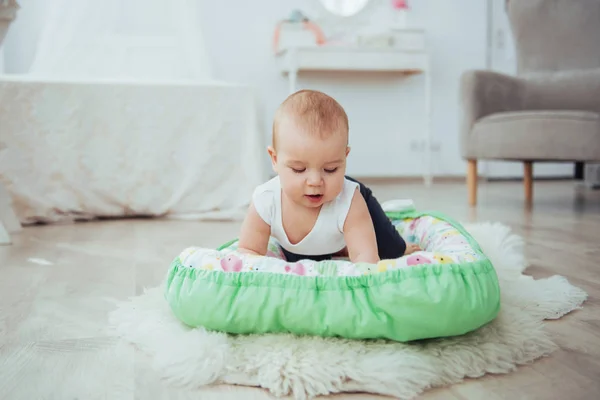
[460,0,600,206]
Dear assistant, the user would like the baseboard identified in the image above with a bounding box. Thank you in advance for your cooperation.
[267,173,578,185]
[356,175,579,185]
[267,173,467,184]
[486,176,574,182]
[353,176,465,184]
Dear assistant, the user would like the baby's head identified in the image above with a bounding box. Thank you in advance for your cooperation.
[268,90,350,208]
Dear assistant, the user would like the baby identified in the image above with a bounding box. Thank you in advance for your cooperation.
[237,90,419,264]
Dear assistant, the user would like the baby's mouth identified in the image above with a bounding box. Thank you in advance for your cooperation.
[305,194,323,202]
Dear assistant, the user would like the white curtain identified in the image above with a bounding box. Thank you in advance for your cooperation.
[28,0,212,81]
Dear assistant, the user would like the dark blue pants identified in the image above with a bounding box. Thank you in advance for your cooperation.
[281,176,407,262]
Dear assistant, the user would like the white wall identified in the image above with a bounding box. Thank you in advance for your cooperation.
[3,0,488,178]
[198,0,487,178]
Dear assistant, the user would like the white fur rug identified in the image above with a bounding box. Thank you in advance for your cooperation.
[108,222,587,399]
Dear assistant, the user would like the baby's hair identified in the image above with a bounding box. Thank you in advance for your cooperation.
[272,90,349,148]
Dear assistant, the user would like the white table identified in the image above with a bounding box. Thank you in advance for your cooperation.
[275,31,433,186]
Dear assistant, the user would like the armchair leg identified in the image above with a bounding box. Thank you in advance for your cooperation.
[467,160,478,206]
[524,161,533,206]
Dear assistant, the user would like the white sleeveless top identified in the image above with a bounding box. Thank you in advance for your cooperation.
[252,176,359,255]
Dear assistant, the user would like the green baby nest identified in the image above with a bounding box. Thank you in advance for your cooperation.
[164,209,500,342]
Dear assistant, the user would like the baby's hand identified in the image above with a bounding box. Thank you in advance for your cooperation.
[404,243,421,255]
[237,248,263,257]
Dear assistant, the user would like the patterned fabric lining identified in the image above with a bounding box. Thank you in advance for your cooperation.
[176,215,484,277]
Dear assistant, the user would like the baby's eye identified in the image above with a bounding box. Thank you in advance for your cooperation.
[324,168,338,174]
[291,167,306,173]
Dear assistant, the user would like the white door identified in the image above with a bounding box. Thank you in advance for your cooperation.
[484,0,573,179]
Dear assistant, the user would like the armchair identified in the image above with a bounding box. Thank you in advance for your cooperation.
[460,0,600,205]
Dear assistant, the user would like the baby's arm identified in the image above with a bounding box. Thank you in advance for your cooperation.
[237,202,271,256]
[343,189,380,264]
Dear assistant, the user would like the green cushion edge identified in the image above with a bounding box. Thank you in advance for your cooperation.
[163,209,502,341]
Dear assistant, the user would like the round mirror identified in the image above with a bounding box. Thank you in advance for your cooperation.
[319,0,371,17]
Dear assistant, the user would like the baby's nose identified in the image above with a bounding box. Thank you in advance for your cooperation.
[306,171,322,186]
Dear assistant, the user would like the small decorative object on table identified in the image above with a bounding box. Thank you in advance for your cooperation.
[391,0,410,28]
[272,9,326,54]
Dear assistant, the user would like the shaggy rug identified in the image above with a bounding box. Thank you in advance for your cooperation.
[108,222,587,399]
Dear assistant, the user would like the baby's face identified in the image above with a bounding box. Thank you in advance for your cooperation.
[269,124,349,209]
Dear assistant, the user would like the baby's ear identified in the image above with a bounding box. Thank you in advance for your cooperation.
[267,146,278,169]
[346,146,351,157]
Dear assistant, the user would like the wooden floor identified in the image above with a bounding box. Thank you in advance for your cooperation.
[0,180,599,399]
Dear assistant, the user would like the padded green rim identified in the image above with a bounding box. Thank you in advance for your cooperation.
[164,210,501,342]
